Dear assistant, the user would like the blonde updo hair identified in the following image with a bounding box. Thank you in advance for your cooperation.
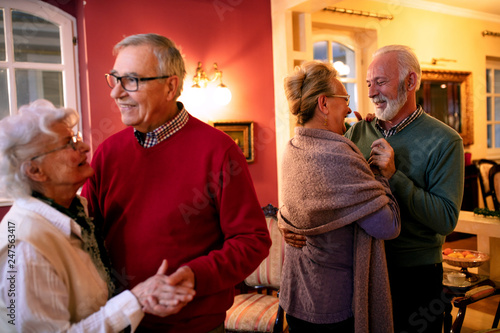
[284,61,339,125]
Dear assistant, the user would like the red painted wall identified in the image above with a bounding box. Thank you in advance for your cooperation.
[44,0,278,207]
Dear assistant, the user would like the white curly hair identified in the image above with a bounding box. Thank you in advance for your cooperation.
[0,99,79,199]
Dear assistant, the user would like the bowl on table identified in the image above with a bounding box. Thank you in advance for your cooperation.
[442,248,490,282]
[446,271,466,285]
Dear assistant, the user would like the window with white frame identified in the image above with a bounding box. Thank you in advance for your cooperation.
[0,0,78,120]
[0,0,78,204]
[486,59,500,153]
[313,40,358,125]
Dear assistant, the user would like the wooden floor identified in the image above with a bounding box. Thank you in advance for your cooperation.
[443,234,500,332]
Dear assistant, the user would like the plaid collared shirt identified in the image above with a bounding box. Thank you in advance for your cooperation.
[134,105,189,148]
[375,106,424,138]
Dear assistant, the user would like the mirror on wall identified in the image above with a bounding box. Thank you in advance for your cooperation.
[416,70,473,146]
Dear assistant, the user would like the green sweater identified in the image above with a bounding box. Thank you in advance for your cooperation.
[345,112,464,267]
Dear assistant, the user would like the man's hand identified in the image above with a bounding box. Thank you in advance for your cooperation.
[277,223,306,248]
[167,265,196,289]
[368,138,396,179]
[131,260,196,317]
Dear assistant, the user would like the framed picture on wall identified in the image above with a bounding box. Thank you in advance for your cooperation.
[211,121,254,163]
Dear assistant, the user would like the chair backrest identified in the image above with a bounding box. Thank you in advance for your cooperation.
[244,207,284,289]
[489,164,500,211]
[477,159,498,209]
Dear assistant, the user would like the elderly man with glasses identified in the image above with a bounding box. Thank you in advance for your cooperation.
[81,33,271,333]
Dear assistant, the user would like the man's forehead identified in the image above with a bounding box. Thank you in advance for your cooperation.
[113,45,157,74]
[367,55,398,79]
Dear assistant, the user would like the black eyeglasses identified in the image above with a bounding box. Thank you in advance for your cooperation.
[30,132,83,161]
[105,73,171,92]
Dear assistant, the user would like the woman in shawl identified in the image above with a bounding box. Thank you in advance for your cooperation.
[279,61,401,333]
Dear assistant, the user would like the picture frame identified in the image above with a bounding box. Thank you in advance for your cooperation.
[211,121,254,163]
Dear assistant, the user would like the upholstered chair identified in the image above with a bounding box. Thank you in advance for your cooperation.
[225,204,287,333]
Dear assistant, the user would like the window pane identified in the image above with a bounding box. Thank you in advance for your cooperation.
[0,68,8,119]
[15,69,64,107]
[488,124,492,148]
[0,10,5,61]
[496,124,500,148]
[487,96,492,121]
[313,41,328,61]
[495,69,500,94]
[12,10,61,64]
[486,69,491,93]
[344,82,357,111]
[496,96,500,122]
[331,42,355,79]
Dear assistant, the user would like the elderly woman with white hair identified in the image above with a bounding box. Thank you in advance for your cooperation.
[0,99,195,332]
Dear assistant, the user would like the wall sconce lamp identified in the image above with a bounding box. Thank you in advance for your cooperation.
[191,61,232,106]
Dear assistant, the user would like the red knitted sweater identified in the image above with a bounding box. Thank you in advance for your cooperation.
[82,115,271,332]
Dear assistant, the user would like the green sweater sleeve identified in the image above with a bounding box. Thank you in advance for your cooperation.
[388,136,464,236]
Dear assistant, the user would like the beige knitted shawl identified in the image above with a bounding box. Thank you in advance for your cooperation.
[279,127,393,332]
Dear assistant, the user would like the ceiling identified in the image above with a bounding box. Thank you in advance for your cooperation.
[426,0,500,16]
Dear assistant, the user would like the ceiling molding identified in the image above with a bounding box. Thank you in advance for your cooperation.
[373,0,500,24]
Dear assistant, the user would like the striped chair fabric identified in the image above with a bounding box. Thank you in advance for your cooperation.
[225,210,287,332]
[451,283,500,332]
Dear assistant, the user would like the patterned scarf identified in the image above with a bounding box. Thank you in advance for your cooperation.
[32,192,115,296]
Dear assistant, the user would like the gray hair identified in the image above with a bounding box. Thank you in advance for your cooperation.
[284,60,339,125]
[114,33,186,98]
[373,45,422,91]
[0,99,79,199]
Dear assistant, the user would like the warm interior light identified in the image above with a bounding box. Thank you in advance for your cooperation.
[333,60,350,76]
[191,62,231,106]
[188,86,207,107]
[213,85,232,106]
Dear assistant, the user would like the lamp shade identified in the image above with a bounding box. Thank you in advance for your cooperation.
[212,85,232,106]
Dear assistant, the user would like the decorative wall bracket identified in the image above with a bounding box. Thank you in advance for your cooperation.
[323,7,393,20]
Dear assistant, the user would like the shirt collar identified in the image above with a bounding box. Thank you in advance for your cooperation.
[16,196,83,239]
[134,102,189,148]
[375,105,423,138]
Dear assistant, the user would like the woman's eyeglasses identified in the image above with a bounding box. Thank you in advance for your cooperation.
[330,94,350,106]
[30,132,83,161]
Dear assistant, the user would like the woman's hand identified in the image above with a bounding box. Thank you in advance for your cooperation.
[354,111,375,122]
[131,260,196,317]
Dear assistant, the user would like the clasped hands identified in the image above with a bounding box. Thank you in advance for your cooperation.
[131,260,196,317]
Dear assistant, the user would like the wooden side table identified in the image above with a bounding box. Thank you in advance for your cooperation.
[443,268,499,332]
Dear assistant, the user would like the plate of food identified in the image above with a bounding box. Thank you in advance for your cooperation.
[442,248,490,268]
